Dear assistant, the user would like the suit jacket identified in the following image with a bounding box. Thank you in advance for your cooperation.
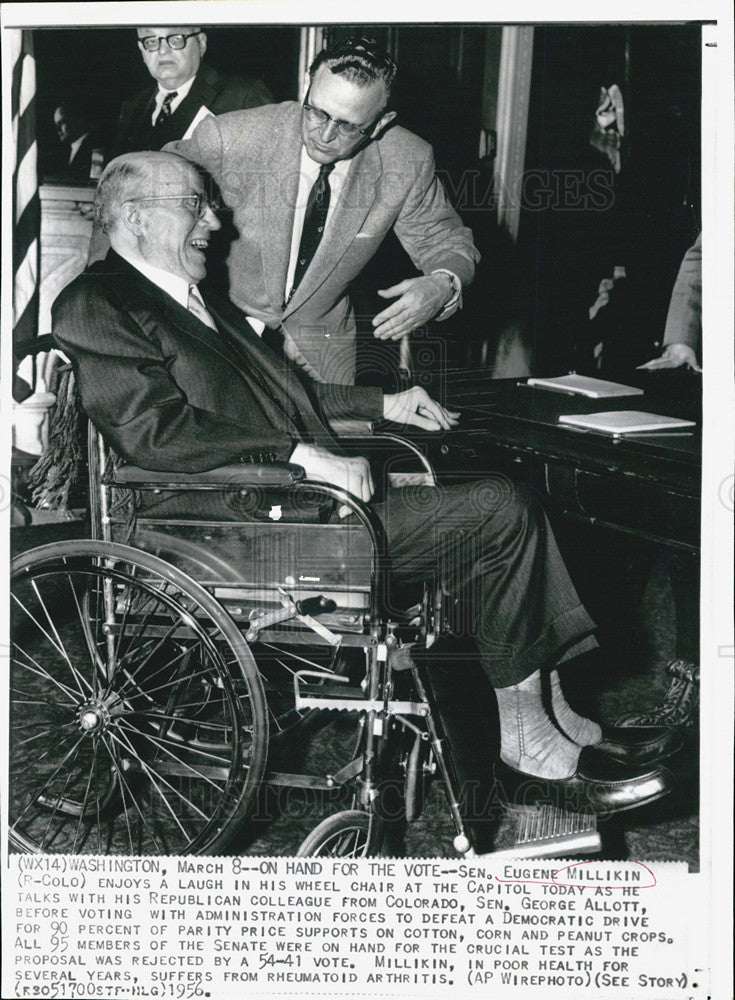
[167,102,479,382]
[51,251,383,473]
[663,232,702,355]
[65,133,99,183]
[114,64,274,155]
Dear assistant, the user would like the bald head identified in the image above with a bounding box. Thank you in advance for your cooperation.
[95,151,220,285]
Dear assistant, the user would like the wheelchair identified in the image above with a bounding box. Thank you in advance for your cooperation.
[9,384,601,860]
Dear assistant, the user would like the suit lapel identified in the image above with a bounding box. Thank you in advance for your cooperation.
[181,290,318,441]
[260,108,303,313]
[284,140,382,316]
[170,67,216,130]
[96,252,334,445]
[207,293,338,443]
[101,252,249,379]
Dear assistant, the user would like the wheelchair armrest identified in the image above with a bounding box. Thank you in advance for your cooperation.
[337,430,437,487]
[330,418,374,437]
[110,462,306,489]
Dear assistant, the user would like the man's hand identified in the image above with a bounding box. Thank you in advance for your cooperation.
[290,443,374,502]
[382,386,459,431]
[372,274,454,340]
[637,343,702,372]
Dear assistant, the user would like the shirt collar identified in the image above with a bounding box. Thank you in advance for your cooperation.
[116,249,192,310]
[300,145,351,183]
[69,132,89,163]
[157,73,196,102]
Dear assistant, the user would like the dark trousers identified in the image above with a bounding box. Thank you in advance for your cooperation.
[373,480,597,688]
[136,476,596,687]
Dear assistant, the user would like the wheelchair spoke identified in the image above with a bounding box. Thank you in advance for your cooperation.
[11,542,267,855]
[12,646,83,705]
[108,727,212,830]
[96,732,169,855]
[28,580,93,697]
[112,644,192,705]
[116,719,235,787]
[114,619,186,688]
[10,718,78,752]
[67,739,103,854]
[9,685,76,709]
[11,730,89,843]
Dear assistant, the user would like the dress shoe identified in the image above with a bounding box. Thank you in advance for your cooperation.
[493,746,673,816]
[591,723,682,766]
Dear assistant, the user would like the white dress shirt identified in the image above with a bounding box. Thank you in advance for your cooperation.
[117,251,193,310]
[68,132,90,165]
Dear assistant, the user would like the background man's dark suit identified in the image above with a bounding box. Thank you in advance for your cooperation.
[52,249,595,689]
[114,64,274,155]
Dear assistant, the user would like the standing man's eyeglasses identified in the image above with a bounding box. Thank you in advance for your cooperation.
[138,31,204,52]
[302,90,382,139]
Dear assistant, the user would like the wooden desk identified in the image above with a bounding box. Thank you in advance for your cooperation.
[424,369,701,552]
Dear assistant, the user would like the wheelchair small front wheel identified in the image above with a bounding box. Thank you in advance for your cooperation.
[296,809,383,858]
[10,540,268,855]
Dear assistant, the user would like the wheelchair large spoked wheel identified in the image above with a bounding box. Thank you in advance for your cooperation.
[296,810,383,858]
[10,541,268,855]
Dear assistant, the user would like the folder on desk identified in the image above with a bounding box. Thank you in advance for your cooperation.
[526,374,644,398]
[559,411,696,435]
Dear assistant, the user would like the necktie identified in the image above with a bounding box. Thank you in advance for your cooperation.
[155,91,178,126]
[187,285,218,330]
[291,163,334,294]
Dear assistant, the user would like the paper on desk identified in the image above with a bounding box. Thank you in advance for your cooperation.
[559,410,696,434]
[526,374,644,397]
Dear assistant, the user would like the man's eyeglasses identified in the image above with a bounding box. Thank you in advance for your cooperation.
[125,193,218,218]
[302,93,381,139]
[138,31,203,52]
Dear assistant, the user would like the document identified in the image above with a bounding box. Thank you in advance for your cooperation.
[526,375,644,398]
[559,411,696,435]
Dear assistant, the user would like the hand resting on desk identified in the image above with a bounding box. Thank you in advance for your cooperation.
[638,343,702,372]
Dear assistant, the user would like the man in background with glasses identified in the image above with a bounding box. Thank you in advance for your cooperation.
[168,36,479,384]
[113,25,273,156]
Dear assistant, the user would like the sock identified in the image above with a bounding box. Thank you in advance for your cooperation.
[494,671,580,779]
[549,669,602,746]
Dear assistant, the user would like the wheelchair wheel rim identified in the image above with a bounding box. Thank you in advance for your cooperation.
[10,542,267,855]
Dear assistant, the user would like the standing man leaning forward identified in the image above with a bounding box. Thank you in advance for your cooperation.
[53,151,680,816]
[114,25,274,155]
[168,36,479,383]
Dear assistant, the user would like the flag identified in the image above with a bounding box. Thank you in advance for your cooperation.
[11,29,40,400]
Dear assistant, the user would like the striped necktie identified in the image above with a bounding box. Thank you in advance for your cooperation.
[187,285,218,330]
[155,90,178,126]
[290,163,334,295]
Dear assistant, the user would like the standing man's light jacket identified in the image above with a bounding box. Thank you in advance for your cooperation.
[167,102,479,384]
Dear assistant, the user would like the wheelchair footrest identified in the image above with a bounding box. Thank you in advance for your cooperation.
[295,685,428,716]
[294,669,428,715]
[482,805,601,860]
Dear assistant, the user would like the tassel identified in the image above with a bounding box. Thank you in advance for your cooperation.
[27,369,85,510]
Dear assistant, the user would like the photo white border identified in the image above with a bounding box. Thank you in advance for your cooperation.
[1,4,732,999]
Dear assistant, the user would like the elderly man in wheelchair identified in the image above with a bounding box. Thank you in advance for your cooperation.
[10,152,681,858]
